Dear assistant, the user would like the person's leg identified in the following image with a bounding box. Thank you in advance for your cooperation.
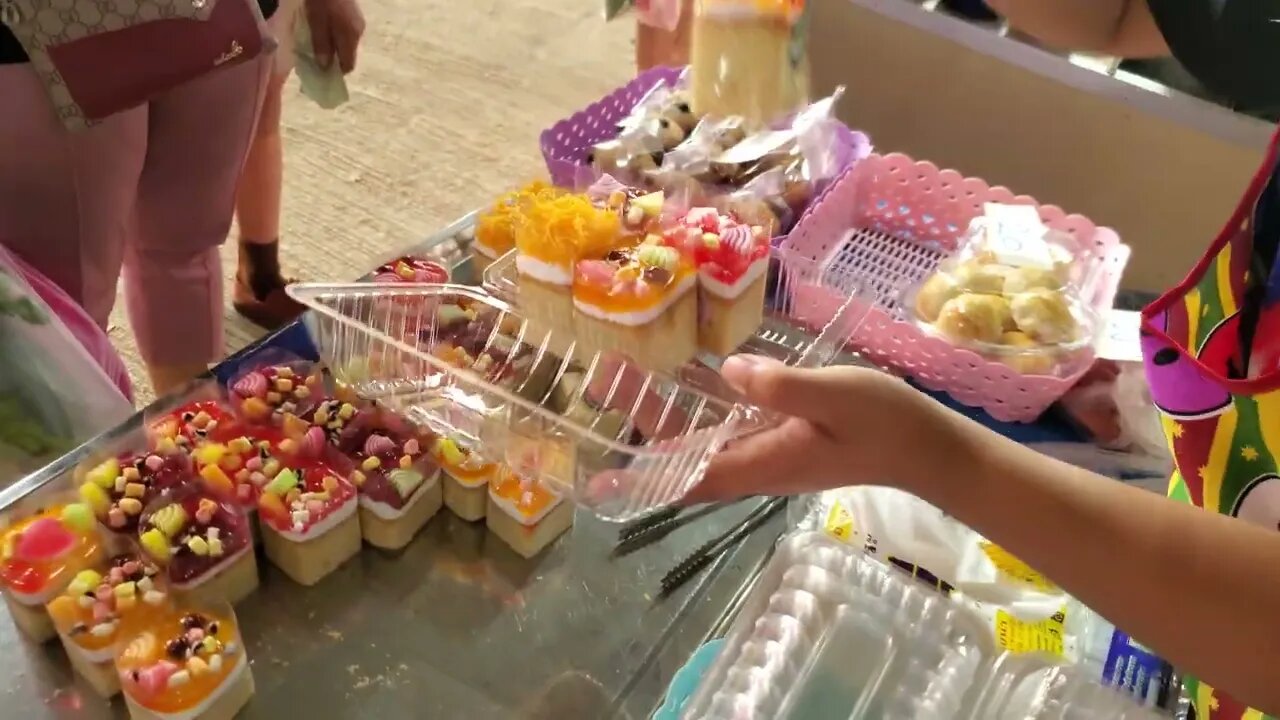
[0,65,146,333]
[233,0,306,329]
[126,57,271,394]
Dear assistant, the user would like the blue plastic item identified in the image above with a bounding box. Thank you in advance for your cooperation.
[654,639,726,720]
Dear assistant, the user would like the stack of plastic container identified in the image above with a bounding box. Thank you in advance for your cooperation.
[680,532,1167,719]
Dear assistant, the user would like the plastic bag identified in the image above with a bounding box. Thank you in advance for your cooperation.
[604,0,683,30]
[0,246,133,484]
[689,0,810,122]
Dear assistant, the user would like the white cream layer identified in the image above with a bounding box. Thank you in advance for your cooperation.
[173,545,253,592]
[357,472,440,521]
[573,275,696,327]
[699,256,769,300]
[127,654,246,720]
[275,497,358,543]
[489,488,565,527]
[516,255,572,285]
[62,633,117,664]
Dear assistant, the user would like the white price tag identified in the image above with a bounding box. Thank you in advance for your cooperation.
[982,203,1055,270]
[1095,309,1144,363]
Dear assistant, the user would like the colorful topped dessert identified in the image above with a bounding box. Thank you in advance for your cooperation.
[46,554,170,696]
[585,178,666,241]
[347,420,442,549]
[485,468,574,559]
[371,256,451,285]
[433,437,496,521]
[663,206,771,354]
[572,242,699,370]
[138,489,258,605]
[1,502,103,640]
[256,436,361,584]
[187,435,277,510]
[116,604,253,719]
[230,362,326,429]
[149,401,248,450]
[79,452,195,540]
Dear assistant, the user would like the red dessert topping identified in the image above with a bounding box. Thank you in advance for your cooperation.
[373,256,450,284]
[230,363,325,427]
[138,491,251,585]
[256,439,357,536]
[663,207,769,284]
[350,426,438,511]
[151,401,247,449]
[79,453,195,535]
[1,505,101,597]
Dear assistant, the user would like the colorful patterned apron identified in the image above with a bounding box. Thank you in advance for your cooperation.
[1141,128,1280,720]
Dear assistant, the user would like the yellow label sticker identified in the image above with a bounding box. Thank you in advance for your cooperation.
[980,542,1058,592]
[995,608,1066,656]
[824,502,855,543]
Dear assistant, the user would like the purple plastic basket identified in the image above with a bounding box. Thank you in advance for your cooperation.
[540,66,687,188]
[539,66,872,204]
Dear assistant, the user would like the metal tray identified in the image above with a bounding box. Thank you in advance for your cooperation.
[0,215,786,720]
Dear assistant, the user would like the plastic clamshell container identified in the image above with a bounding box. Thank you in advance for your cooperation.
[289,252,871,521]
[682,533,1168,720]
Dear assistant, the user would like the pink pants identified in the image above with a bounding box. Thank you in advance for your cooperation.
[0,57,270,367]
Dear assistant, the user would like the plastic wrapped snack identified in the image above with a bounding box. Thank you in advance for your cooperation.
[689,0,810,123]
[911,204,1101,376]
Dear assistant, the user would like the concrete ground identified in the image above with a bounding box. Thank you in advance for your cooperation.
[110,0,633,404]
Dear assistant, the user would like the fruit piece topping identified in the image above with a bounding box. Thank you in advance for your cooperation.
[49,554,165,645]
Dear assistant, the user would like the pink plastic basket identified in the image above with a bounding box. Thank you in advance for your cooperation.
[541,66,687,188]
[781,153,1130,422]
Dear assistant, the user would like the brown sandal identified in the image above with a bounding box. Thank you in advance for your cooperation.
[234,240,305,330]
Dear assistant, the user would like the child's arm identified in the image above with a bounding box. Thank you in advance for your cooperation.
[694,357,1280,714]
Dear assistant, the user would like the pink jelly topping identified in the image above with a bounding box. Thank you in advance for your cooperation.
[663,207,769,284]
[373,256,450,284]
[12,518,76,563]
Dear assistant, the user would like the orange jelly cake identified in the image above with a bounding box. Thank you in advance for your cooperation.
[513,192,621,349]
[138,490,259,607]
[1,503,102,642]
[257,438,361,585]
[116,604,253,720]
[572,243,698,371]
[664,207,771,355]
[432,437,497,522]
[46,554,170,697]
[485,468,574,559]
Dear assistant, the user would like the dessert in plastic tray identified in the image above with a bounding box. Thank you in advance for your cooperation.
[289,250,869,520]
[137,487,259,607]
[680,532,1165,719]
[45,552,170,697]
[780,152,1130,422]
[114,600,254,720]
[0,491,102,642]
[908,209,1104,377]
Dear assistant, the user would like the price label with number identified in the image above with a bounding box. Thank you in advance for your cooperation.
[824,501,856,543]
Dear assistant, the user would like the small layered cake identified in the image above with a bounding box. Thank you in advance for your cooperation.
[586,180,666,242]
[257,440,360,585]
[485,469,574,559]
[474,181,558,273]
[138,490,258,607]
[45,555,170,697]
[430,304,558,403]
[572,243,698,371]
[349,427,442,551]
[514,193,621,349]
[0,503,102,642]
[371,256,450,285]
[230,362,326,430]
[432,437,496,521]
[115,604,254,720]
[79,452,194,553]
[665,207,770,355]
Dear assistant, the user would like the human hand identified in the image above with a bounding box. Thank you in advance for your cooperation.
[305,0,365,74]
[684,355,963,503]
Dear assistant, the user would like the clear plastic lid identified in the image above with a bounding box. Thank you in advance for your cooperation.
[682,532,1169,720]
